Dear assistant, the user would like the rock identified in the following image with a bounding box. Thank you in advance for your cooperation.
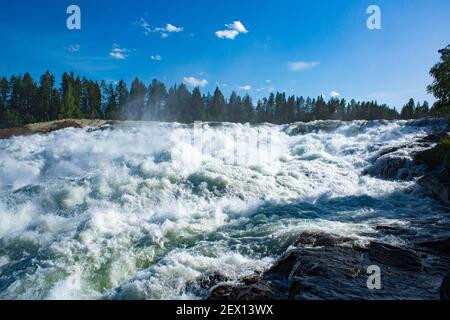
[368,242,423,271]
[295,231,353,248]
[374,225,406,235]
[196,272,230,290]
[418,174,450,205]
[209,282,274,301]
[441,274,450,300]
[205,233,444,300]
[0,119,119,140]
[415,148,442,172]
[365,156,412,180]
[418,238,450,255]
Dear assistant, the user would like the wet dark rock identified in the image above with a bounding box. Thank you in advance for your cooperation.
[368,242,423,271]
[418,175,450,205]
[441,274,450,300]
[209,282,274,301]
[205,231,447,300]
[418,238,450,255]
[415,148,443,171]
[196,272,230,290]
[374,225,406,235]
[364,156,412,180]
[295,231,353,248]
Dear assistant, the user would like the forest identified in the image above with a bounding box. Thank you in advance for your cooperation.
[0,67,445,129]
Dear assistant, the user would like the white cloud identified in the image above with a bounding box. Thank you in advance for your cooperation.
[109,44,129,60]
[287,61,319,72]
[265,80,272,83]
[330,91,341,97]
[183,77,208,88]
[138,18,152,35]
[216,21,249,40]
[215,30,239,40]
[151,55,162,61]
[165,23,184,33]
[65,44,80,53]
[239,85,252,91]
[136,18,184,38]
[226,21,248,34]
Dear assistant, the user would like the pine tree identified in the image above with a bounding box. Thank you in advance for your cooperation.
[401,98,415,119]
[428,44,450,114]
[208,87,225,121]
[147,79,167,120]
[189,87,205,122]
[115,80,129,120]
[36,71,56,122]
[128,78,146,121]
[104,83,119,120]
[0,77,9,128]
[227,91,241,122]
[241,94,253,123]
[60,82,77,119]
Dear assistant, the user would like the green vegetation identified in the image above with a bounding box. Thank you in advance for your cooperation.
[428,44,450,118]
[0,72,436,129]
[2,43,450,129]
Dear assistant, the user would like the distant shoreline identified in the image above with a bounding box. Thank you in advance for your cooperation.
[1,117,446,140]
[0,119,118,140]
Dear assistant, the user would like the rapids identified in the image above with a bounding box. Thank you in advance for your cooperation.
[0,119,448,299]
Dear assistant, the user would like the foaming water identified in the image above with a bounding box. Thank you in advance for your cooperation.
[0,120,448,299]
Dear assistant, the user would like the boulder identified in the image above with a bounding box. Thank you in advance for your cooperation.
[418,238,450,255]
[209,282,274,301]
[418,175,450,205]
[295,231,353,248]
[368,242,423,271]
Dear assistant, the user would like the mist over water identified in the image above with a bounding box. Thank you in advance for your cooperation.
[0,120,449,299]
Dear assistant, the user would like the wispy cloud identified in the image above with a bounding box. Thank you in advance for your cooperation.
[330,91,341,97]
[151,55,162,61]
[257,86,276,93]
[136,18,184,38]
[215,21,249,40]
[287,61,319,72]
[109,44,129,60]
[65,44,80,53]
[183,76,208,87]
[239,85,252,91]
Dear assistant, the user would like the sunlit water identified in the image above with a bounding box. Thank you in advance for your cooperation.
[0,120,448,299]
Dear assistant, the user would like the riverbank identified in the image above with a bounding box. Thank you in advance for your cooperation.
[0,119,118,140]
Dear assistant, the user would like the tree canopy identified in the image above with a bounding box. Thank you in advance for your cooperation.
[0,70,438,129]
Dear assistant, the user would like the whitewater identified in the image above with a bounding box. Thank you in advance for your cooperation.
[0,120,449,299]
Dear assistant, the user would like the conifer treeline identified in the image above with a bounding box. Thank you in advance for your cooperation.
[0,71,438,128]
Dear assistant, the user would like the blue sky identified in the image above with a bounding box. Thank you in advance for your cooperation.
[0,0,449,109]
